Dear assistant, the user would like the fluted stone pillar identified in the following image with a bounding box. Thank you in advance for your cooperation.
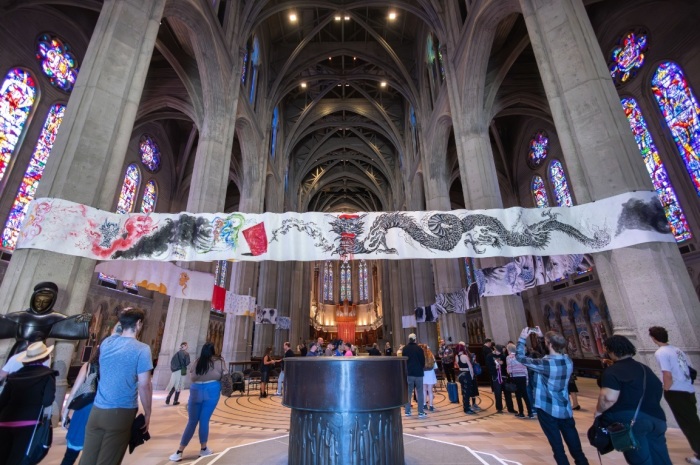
[252,261,279,357]
[288,261,308,350]
[520,0,700,369]
[0,0,166,405]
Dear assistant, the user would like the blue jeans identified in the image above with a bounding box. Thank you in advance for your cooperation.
[276,371,285,395]
[180,381,220,446]
[602,411,672,465]
[405,376,424,414]
[536,409,589,465]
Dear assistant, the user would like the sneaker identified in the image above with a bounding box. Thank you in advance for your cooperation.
[200,447,213,457]
[429,405,434,412]
[515,413,525,418]
[464,409,476,415]
[405,411,412,417]
[172,402,180,406]
[169,452,182,462]
[686,457,700,465]
[471,405,482,411]
[418,412,428,418]
[527,414,535,419]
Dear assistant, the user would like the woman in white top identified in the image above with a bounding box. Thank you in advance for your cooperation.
[420,344,438,411]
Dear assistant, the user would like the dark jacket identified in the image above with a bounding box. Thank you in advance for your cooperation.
[368,347,381,356]
[402,342,426,377]
[0,364,56,422]
[170,349,190,372]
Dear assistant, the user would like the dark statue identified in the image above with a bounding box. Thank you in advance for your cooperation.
[0,282,92,357]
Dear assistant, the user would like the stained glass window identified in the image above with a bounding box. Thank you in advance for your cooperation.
[652,62,700,197]
[359,260,368,301]
[141,180,157,213]
[549,160,573,207]
[426,34,435,64]
[1,104,65,250]
[609,31,647,86]
[464,258,474,288]
[241,51,248,84]
[270,107,279,160]
[97,272,117,285]
[323,261,333,302]
[621,97,691,241]
[139,135,161,172]
[531,175,549,208]
[528,131,549,168]
[438,48,445,81]
[249,37,260,104]
[116,164,140,214]
[0,69,36,183]
[36,34,79,92]
[340,261,352,302]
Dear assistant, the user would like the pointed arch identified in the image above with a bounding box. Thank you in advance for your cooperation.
[323,260,333,302]
[116,164,141,213]
[141,179,157,213]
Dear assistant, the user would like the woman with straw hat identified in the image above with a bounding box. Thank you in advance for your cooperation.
[0,341,57,464]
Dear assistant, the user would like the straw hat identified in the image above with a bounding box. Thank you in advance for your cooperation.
[17,342,54,363]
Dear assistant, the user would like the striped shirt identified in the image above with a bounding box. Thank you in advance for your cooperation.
[516,337,573,419]
[506,354,528,378]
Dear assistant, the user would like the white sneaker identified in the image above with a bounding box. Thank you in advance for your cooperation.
[169,452,182,462]
[686,457,700,465]
[200,447,213,457]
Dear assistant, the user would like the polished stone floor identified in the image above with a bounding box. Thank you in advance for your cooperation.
[41,378,695,464]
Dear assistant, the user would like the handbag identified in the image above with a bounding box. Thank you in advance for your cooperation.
[220,360,234,397]
[607,364,647,452]
[22,406,53,465]
[68,364,98,410]
[587,417,614,455]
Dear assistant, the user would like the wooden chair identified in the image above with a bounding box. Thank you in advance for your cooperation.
[247,370,262,395]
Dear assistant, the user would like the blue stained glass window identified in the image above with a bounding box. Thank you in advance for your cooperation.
[528,131,549,168]
[241,51,248,84]
[249,37,260,104]
[323,261,333,302]
[140,180,157,213]
[0,69,36,184]
[340,261,352,302]
[116,164,140,214]
[426,34,435,64]
[359,260,368,301]
[609,31,647,86]
[531,175,549,208]
[549,160,573,207]
[2,104,65,250]
[651,62,700,197]
[139,134,161,172]
[621,97,691,241]
[36,34,79,92]
[270,106,279,160]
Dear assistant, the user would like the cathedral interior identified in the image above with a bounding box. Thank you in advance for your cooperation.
[0,0,700,462]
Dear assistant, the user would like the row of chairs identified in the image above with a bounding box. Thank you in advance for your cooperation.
[232,368,282,396]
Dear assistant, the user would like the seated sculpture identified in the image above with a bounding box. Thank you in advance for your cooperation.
[0,281,91,357]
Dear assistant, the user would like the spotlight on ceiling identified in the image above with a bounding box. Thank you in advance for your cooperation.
[380,81,387,88]
[289,13,297,22]
[388,12,397,20]
[344,15,350,20]
[353,56,357,61]
[301,82,307,88]
[335,15,342,21]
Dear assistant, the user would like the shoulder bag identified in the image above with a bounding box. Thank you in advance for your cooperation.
[68,363,98,410]
[607,364,646,452]
[220,360,234,397]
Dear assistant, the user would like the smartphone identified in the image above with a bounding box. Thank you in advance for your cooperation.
[528,327,539,334]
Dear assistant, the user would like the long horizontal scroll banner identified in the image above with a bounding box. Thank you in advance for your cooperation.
[16,191,674,262]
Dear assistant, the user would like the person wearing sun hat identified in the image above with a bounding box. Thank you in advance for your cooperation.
[0,341,57,464]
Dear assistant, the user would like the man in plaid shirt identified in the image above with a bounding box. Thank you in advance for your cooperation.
[516,327,589,465]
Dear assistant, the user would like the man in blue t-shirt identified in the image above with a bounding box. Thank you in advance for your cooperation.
[79,307,153,465]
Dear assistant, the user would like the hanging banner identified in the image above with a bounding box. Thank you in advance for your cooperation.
[16,191,674,262]
[224,292,256,316]
[475,254,594,297]
[94,261,214,300]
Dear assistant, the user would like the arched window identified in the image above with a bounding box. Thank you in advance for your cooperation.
[621,97,691,241]
[340,261,351,302]
[36,34,79,92]
[116,164,140,214]
[609,30,647,86]
[139,134,161,172]
[240,50,248,84]
[323,260,333,302]
[140,180,157,213]
[528,131,549,168]
[549,160,573,206]
[2,104,65,250]
[270,106,279,160]
[651,62,700,196]
[531,175,549,208]
[359,260,368,301]
[248,37,260,104]
[0,68,37,183]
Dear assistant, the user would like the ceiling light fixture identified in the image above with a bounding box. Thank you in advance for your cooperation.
[335,15,342,21]
[301,82,307,88]
[380,81,387,87]
[344,15,350,20]
[289,13,297,22]
[388,12,397,20]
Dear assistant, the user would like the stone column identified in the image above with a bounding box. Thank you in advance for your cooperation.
[288,261,308,349]
[0,0,166,405]
[273,261,293,354]
[520,0,700,368]
[252,261,278,357]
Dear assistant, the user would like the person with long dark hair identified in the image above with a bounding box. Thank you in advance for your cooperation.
[260,347,276,398]
[60,341,104,465]
[0,341,56,465]
[169,342,227,462]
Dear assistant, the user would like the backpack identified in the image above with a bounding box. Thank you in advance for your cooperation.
[472,361,482,376]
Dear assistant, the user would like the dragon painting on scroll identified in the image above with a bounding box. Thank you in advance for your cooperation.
[0,282,92,358]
